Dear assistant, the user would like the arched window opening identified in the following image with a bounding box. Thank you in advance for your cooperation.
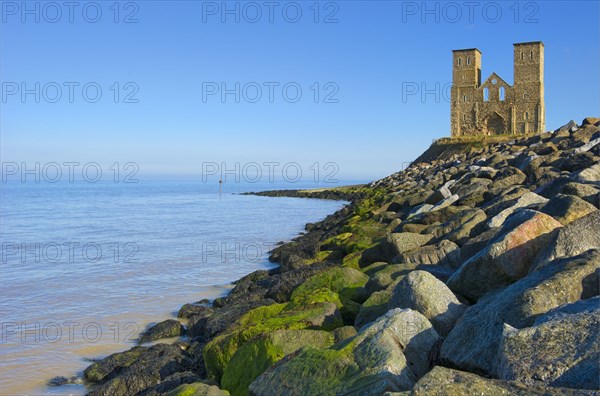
[525,112,529,120]
[463,95,467,102]
[483,87,489,102]
[463,114,467,121]
[499,87,505,101]
[458,58,462,66]
[530,50,534,59]
[520,52,524,60]
[467,57,471,65]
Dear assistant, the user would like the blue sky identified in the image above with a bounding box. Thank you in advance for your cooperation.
[1,0,599,181]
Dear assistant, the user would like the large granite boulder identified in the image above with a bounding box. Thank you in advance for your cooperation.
[539,194,598,225]
[424,208,487,246]
[497,298,600,390]
[393,240,461,269]
[572,162,600,183]
[447,210,562,301]
[354,289,392,328]
[391,271,467,337]
[486,192,549,229]
[440,249,600,376]
[361,233,434,265]
[532,211,600,271]
[364,264,415,294]
[411,366,595,396]
[249,309,441,396]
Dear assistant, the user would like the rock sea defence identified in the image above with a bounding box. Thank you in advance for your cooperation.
[81,118,600,395]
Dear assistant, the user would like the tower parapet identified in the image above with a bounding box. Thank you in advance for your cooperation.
[450,42,545,137]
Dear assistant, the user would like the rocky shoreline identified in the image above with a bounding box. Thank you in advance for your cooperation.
[63,117,599,395]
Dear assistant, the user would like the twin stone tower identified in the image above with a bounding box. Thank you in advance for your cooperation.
[450,41,545,137]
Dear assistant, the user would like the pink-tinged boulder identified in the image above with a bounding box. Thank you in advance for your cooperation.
[447,210,562,301]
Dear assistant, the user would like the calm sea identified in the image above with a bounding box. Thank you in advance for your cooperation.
[0,178,355,395]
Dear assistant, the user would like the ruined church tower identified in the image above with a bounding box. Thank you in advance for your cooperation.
[450,42,545,137]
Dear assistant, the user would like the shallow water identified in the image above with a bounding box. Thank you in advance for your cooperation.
[0,179,351,395]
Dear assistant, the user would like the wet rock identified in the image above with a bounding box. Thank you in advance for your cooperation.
[391,271,466,337]
[447,210,562,301]
[139,319,184,344]
[440,250,600,376]
[87,344,194,396]
[189,299,277,341]
[84,346,146,383]
[249,308,441,396]
[178,303,213,319]
[48,376,81,386]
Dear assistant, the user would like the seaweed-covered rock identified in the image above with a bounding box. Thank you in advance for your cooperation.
[249,308,441,396]
[190,299,277,341]
[290,267,368,303]
[203,301,342,382]
[221,329,334,396]
[166,381,230,396]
